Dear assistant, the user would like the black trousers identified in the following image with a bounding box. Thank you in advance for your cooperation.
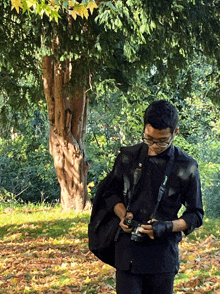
[116,269,175,294]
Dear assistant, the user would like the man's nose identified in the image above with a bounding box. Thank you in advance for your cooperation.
[151,142,159,146]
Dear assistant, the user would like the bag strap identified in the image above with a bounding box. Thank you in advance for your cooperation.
[115,144,148,242]
[150,146,175,219]
[125,143,148,212]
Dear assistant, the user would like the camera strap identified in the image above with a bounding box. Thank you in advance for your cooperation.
[150,146,175,219]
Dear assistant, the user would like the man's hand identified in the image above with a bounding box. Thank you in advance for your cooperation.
[151,220,173,239]
[120,212,134,233]
[139,219,173,240]
[138,219,157,239]
[113,203,134,233]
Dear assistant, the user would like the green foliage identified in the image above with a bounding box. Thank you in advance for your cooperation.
[94,0,220,100]
[203,177,220,219]
[0,1,43,112]
[0,187,20,208]
[197,140,220,219]
[6,0,220,102]
[0,109,60,204]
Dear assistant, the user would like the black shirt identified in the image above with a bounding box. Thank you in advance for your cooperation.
[103,143,203,274]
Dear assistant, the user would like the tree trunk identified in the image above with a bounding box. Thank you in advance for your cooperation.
[42,55,88,211]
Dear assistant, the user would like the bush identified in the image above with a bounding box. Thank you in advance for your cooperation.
[203,175,220,219]
[0,111,60,204]
[0,187,20,208]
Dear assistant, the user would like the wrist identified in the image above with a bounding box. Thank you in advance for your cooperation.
[172,219,188,232]
[165,221,173,233]
[114,203,127,220]
[120,213,127,221]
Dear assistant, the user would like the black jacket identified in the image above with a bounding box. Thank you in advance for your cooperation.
[102,143,204,273]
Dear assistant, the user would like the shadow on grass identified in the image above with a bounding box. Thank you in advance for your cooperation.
[0,214,90,241]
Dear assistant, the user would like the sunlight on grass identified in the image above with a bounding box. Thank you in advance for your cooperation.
[0,205,219,293]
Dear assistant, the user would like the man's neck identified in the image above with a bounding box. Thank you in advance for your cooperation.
[147,144,172,157]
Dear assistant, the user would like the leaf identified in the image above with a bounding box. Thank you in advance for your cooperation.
[106,1,116,12]
[26,0,37,9]
[87,181,95,187]
[75,5,89,19]
[11,0,23,13]
[11,278,18,285]
[87,1,98,14]
[70,9,77,20]
[69,0,77,6]
[63,0,69,9]
[184,254,195,261]
[100,264,114,275]
[50,10,60,23]
[50,0,60,6]
[150,20,156,30]
[173,285,183,291]
[85,276,91,283]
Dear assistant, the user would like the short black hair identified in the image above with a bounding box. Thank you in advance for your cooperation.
[144,100,179,133]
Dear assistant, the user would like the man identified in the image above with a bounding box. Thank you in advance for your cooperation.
[103,100,204,294]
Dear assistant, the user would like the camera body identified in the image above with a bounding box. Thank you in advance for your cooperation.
[124,218,145,242]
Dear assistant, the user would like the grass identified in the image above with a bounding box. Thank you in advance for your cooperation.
[0,204,219,293]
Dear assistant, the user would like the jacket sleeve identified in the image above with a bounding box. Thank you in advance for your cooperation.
[180,161,204,236]
[102,152,125,212]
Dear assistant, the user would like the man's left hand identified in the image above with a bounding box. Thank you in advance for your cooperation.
[151,220,173,239]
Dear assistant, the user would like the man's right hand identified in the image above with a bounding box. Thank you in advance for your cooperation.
[113,203,134,233]
[120,211,134,233]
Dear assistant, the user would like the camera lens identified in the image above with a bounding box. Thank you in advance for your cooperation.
[131,226,144,242]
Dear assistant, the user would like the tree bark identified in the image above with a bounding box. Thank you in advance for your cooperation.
[42,54,88,211]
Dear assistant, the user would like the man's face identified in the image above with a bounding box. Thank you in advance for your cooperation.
[143,124,178,156]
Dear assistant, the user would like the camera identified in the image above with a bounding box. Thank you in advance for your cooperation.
[124,218,145,242]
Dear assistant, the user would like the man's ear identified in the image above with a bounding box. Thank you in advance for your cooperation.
[174,128,179,136]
